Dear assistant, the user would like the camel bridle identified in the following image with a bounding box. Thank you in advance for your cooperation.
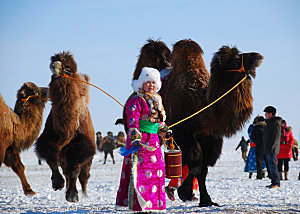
[226,54,246,73]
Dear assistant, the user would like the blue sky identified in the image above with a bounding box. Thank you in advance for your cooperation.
[1,0,299,145]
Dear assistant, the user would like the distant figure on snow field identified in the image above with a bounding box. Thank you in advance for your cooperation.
[236,136,249,162]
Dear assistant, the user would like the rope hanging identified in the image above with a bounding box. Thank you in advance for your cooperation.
[62,74,124,107]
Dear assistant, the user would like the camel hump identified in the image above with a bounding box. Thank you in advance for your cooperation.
[0,94,20,126]
[76,73,91,104]
[82,73,90,83]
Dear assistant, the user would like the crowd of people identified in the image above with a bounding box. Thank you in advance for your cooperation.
[236,106,299,188]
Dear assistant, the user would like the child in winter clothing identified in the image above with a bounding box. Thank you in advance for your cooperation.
[116,67,168,212]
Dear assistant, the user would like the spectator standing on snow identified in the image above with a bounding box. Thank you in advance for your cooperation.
[263,106,282,189]
[244,117,266,179]
[250,116,269,179]
[277,120,294,180]
[102,131,117,164]
[236,136,249,162]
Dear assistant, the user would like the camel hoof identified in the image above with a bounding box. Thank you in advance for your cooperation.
[177,186,193,202]
[81,192,88,199]
[199,201,220,207]
[51,174,65,191]
[24,189,36,196]
[66,190,79,202]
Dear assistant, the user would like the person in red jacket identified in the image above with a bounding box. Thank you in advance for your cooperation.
[277,120,294,180]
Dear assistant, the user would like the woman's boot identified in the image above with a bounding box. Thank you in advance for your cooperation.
[284,171,288,180]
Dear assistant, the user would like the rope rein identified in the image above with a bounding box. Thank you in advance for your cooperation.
[168,74,248,128]
[168,54,247,128]
[62,74,124,107]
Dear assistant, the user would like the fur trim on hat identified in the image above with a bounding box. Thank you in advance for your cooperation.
[131,67,162,92]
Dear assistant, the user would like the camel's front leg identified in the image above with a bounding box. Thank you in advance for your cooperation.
[196,164,219,207]
[177,172,194,201]
[4,146,35,195]
[65,165,80,202]
[47,159,65,191]
[78,159,92,196]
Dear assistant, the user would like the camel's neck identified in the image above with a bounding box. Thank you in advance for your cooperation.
[14,102,44,150]
[49,76,80,106]
[205,74,253,137]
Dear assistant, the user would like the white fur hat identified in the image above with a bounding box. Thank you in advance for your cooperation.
[131,67,161,92]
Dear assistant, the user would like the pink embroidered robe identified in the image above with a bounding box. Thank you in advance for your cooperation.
[116,95,166,212]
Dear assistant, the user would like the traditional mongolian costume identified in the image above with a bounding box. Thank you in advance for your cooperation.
[116,67,168,212]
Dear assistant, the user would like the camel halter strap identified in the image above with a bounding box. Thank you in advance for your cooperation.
[62,74,124,107]
[168,54,248,128]
[227,54,246,73]
[21,94,41,101]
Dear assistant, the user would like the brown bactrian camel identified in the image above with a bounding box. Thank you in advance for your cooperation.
[35,51,95,202]
[116,131,126,147]
[115,39,172,133]
[96,131,104,152]
[164,39,263,207]
[0,82,48,195]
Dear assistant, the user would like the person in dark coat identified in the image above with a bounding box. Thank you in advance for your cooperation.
[236,136,249,162]
[102,131,117,164]
[263,106,282,189]
[250,116,269,179]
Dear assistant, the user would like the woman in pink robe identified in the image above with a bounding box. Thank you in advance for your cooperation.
[116,67,169,212]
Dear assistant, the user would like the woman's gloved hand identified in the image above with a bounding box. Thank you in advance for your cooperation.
[131,139,142,148]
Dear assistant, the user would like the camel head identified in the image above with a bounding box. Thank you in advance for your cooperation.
[211,46,264,78]
[50,51,77,78]
[15,82,48,112]
[171,39,206,74]
[133,39,171,79]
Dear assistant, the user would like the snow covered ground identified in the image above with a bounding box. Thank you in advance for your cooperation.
[0,142,299,214]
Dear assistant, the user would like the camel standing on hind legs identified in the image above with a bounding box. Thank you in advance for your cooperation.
[35,51,95,202]
[164,39,263,207]
[0,82,48,195]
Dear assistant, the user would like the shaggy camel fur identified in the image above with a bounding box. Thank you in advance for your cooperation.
[164,39,263,206]
[35,51,95,202]
[96,131,103,151]
[0,82,48,195]
[116,131,126,146]
[116,39,172,133]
